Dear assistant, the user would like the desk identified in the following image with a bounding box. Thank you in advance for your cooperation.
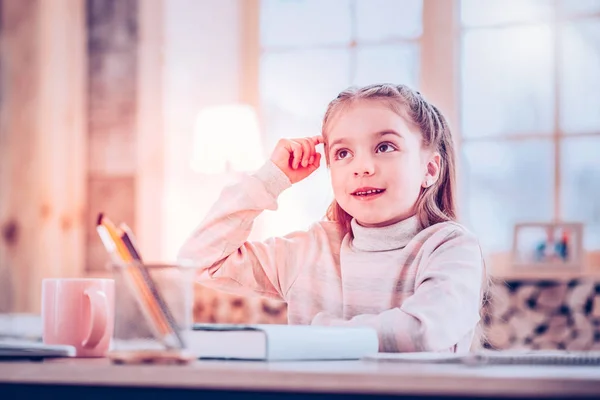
[0,358,599,399]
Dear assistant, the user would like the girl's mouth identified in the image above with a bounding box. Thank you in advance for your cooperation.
[351,188,386,200]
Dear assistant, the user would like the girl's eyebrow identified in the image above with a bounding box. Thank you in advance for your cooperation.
[377,130,405,140]
[328,137,348,150]
[328,130,404,150]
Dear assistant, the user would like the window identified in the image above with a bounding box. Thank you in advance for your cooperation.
[257,0,424,237]
[255,0,600,260]
[459,0,600,253]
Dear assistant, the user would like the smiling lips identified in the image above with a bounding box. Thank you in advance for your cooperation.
[351,187,386,199]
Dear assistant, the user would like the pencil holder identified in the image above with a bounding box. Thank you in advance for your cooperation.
[107,261,196,363]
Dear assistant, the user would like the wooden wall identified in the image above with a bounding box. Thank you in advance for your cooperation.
[0,0,87,313]
[0,0,262,313]
[0,0,162,312]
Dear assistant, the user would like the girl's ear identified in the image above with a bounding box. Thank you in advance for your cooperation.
[422,152,441,188]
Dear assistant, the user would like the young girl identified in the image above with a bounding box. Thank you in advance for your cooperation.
[178,83,485,353]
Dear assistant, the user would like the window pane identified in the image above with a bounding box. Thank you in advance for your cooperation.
[560,19,600,134]
[559,0,600,16]
[355,0,422,41]
[461,0,554,27]
[260,49,351,145]
[461,26,554,138]
[353,44,420,88]
[257,157,334,238]
[560,137,600,250]
[460,140,554,252]
[258,49,349,238]
[260,0,352,48]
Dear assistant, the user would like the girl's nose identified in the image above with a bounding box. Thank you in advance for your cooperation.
[353,156,375,176]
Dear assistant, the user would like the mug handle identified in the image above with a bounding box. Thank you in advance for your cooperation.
[82,289,108,349]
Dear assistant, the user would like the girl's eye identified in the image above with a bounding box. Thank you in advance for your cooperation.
[376,142,396,153]
[335,149,351,160]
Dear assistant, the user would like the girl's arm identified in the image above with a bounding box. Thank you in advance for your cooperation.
[177,160,314,301]
[178,135,323,301]
[311,229,484,353]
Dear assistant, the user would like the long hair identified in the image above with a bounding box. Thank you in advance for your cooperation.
[323,83,457,236]
[322,84,489,349]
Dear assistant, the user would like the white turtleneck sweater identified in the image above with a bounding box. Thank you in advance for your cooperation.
[178,161,485,353]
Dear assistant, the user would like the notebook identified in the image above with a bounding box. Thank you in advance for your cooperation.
[363,350,600,366]
[0,340,75,359]
[184,323,379,361]
[468,350,600,366]
[363,351,465,364]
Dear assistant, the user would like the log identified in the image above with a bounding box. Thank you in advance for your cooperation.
[567,313,594,351]
[536,283,568,313]
[512,284,538,309]
[509,309,546,342]
[593,296,600,318]
[486,320,514,350]
[545,315,571,343]
[566,280,595,311]
[488,282,511,321]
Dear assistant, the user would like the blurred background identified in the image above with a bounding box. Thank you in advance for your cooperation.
[0,0,599,328]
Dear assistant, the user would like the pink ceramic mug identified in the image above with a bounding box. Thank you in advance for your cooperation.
[42,278,115,357]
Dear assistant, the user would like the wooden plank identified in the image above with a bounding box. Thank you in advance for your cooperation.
[0,0,87,312]
[35,0,87,292]
[85,0,138,272]
[0,0,41,312]
[0,0,5,312]
[86,176,135,272]
[87,47,138,176]
[135,0,164,262]
[87,0,138,176]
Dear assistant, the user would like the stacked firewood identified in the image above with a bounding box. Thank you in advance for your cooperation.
[484,279,600,351]
[193,284,288,325]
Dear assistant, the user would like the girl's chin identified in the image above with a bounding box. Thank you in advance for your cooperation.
[354,212,413,228]
[354,216,393,228]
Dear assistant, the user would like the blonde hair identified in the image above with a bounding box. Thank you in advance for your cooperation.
[323,83,457,236]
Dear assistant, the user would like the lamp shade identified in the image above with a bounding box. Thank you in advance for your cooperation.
[190,104,265,174]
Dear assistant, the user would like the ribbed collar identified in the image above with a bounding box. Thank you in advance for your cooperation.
[350,215,420,252]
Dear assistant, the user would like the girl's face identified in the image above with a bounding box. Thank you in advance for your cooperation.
[325,100,439,227]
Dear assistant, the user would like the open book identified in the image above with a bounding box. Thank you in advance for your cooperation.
[363,350,600,366]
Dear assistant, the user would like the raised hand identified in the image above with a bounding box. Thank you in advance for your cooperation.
[270,136,324,184]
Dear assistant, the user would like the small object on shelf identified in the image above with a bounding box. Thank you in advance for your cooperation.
[512,222,584,271]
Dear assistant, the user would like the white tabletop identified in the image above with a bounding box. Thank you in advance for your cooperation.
[1,358,600,398]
